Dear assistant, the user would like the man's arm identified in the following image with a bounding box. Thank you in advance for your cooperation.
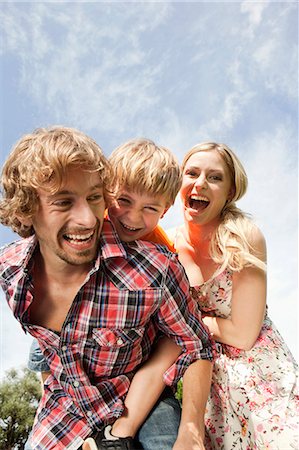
[174,359,212,450]
[154,253,214,449]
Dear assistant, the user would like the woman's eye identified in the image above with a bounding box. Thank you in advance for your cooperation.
[185,170,198,177]
[209,174,222,181]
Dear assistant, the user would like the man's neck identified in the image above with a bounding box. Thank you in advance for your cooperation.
[34,247,92,285]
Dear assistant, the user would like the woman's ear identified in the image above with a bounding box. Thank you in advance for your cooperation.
[227,187,235,202]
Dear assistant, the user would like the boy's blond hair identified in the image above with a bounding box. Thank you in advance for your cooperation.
[0,126,113,238]
[109,138,182,206]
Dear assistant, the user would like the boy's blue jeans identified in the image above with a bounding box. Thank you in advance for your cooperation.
[26,339,181,449]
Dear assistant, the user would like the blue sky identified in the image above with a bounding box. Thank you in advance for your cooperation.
[0,1,298,379]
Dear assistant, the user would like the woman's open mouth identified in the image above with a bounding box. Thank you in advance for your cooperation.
[188,195,210,211]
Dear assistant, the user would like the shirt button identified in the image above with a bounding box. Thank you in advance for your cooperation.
[61,345,67,352]
[87,411,93,417]
[117,338,123,345]
[73,380,80,388]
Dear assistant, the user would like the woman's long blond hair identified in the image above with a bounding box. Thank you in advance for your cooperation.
[182,142,266,274]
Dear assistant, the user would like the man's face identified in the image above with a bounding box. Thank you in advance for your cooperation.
[30,167,106,269]
[108,188,168,242]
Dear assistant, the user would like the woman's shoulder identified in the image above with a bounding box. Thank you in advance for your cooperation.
[244,221,267,262]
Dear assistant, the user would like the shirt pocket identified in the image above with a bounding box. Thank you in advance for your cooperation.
[90,327,145,377]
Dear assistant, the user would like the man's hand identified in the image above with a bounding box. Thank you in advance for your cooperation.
[173,360,212,450]
[173,422,206,450]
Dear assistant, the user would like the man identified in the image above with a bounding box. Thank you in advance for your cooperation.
[0,126,213,450]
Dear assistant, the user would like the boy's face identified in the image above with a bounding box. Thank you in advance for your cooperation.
[108,188,169,242]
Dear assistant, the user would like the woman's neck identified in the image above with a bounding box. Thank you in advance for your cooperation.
[182,219,217,249]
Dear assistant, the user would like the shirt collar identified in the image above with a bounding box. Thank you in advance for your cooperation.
[99,219,127,261]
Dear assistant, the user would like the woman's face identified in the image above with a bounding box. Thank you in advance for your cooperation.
[180,149,233,227]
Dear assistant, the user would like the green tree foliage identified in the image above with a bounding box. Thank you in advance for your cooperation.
[0,367,41,450]
[175,378,183,404]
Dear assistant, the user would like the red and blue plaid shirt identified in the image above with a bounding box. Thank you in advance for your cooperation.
[0,220,213,450]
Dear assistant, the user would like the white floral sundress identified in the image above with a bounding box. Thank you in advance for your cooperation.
[191,270,299,450]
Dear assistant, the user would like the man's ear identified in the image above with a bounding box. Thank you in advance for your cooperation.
[16,214,33,227]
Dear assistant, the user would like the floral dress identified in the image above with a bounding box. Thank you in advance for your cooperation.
[191,270,299,450]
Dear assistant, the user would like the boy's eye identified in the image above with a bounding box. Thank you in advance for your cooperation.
[117,197,131,205]
[145,206,159,213]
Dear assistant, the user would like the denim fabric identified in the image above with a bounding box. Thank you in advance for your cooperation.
[24,389,180,450]
[137,388,181,450]
[27,338,50,372]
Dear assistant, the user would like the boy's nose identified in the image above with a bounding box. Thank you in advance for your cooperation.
[126,209,142,224]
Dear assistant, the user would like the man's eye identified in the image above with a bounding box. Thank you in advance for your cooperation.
[88,194,103,202]
[53,200,71,207]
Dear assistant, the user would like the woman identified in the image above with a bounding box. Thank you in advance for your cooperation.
[169,142,298,449]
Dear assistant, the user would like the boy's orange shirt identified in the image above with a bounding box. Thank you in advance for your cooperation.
[142,226,176,252]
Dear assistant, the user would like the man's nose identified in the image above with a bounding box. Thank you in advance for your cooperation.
[74,200,97,228]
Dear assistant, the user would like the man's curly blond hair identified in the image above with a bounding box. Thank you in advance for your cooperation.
[0,126,113,237]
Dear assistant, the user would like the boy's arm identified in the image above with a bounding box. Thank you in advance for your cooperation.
[112,337,181,438]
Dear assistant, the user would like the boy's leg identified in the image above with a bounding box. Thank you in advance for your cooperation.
[137,387,181,450]
[28,338,50,373]
[24,432,33,450]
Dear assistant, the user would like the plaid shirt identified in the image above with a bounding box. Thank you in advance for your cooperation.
[0,220,213,450]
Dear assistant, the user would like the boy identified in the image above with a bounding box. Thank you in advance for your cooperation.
[18,133,212,449]
[107,138,179,249]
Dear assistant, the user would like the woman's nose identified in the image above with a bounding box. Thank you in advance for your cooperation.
[194,174,207,189]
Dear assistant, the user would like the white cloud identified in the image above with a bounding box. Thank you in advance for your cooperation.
[241,0,269,24]
[238,127,298,358]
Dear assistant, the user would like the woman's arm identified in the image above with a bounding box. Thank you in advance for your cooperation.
[111,336,182,438]
[203,227,267,350]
